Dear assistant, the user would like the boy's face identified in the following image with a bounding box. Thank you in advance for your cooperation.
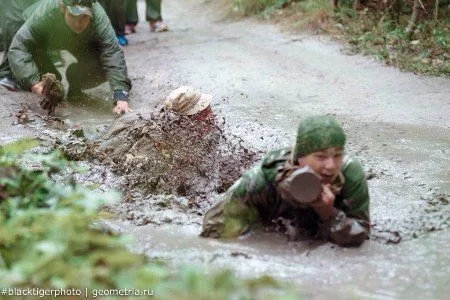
[62,7,91,34]
[298,147,344,184]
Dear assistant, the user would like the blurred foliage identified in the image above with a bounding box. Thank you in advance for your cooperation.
[331,4,450,76]
[229,0,450,76]
[232,0,278,15]
[0,139,299,298]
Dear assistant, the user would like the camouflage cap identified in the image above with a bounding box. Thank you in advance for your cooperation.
[62,0,94,16]
[292,115,345,161]
[62,0,95,6]
[164,86,212,116]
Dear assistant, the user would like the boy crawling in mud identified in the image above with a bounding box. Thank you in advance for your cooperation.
[201,115,370,247]
[0,0,131,115]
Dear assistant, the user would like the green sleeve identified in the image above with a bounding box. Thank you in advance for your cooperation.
[200,162,267,238]
[8,0,53,90]
[91,3,131,92]
[8,26,40,90]
[201,147,290,239]
[341,155,370,218]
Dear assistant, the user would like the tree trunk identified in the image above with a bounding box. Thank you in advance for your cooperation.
[434,0,440,20]
[406,0,420,35]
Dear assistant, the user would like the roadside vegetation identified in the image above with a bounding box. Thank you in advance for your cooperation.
[0,139,298,299]
[230,0,450,76]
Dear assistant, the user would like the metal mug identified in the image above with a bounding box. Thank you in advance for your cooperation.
[277,165,322,205]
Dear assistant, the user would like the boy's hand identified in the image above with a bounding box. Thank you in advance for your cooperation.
[310,184,337,221]
[31,81,45,96]
[113,100,130,114]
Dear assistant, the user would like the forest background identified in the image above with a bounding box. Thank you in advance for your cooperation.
[230,0,450,76]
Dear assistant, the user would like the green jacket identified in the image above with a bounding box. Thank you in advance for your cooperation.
[201,147,370,247]
[0,0,39,52]
[7,0,131,92]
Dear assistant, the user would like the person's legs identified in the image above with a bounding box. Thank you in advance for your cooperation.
[146,0,167,32]
[115,0,127,36]
[111,0,128,45]
[66,52,106,99]
[146,0,162,22]
[126,0,138,25]
[99,0,128,45]
[125,0,138,33]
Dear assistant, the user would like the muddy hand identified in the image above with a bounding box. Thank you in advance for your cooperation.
[310,184,337,221]
[31,81,45,97]
[38,97,52,110]
[113,100,130,114]
[40,73,65,115]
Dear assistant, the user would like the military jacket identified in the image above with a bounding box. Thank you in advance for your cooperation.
[7,0,131,92]
[201,147,370,247]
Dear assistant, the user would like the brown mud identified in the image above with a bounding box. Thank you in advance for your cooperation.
[98,106,260,199]
[1,0,449,298]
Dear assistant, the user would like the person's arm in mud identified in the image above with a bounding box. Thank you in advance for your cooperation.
[112,90,130,114]
[8,18,44,92]
[314,156,370,247]
[91,3,132,114]
[201,164,267,238]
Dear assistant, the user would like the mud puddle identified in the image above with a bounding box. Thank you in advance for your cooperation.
[23,75,448,300]
[7,93,444,299]
[101,218,449,300]
[91,111,448,299]
[44,104,447,299]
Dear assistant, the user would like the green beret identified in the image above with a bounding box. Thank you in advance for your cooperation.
[292,115,345,161]
[62,0,95,7]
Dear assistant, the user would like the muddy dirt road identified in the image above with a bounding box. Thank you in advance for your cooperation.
[1,0,449,299]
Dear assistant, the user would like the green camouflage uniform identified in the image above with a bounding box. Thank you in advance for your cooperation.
[0,0,131,95]
[201,116,370,247]
[0,1,39,60]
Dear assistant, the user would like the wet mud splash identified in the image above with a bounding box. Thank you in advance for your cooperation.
[45,106,262,227]
[38,108,449,244]
[97,107,261,205]
[29,105,448,244]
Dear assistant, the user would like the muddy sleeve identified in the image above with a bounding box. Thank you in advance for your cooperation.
[8,17,43,90]
[318,156,370,247]
[91,3,132,93]
[200,163,267,238]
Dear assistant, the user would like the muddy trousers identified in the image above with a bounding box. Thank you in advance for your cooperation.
[98,0,127,36]
[126,0,162,25]
[66,52,107,98]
